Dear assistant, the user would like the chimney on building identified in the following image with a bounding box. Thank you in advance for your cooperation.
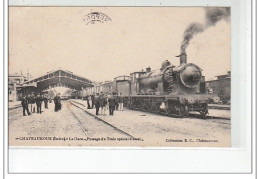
[146,67,151,73]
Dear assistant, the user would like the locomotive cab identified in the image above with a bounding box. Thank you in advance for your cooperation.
[130,71,146,95]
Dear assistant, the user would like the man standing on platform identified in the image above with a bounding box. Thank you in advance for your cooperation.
[86,94,91,109]
[43,95,48,109]
[27,94,32,113]
[31,93,36,113]
[91,93,95,109]
[53,93,61,112]
[99,92,107,116]
[21,95,31,116]
[108,94,116,116]
[115,94,119,111]
[35,93,42,114]
[118,93,124,111]
[94,93,100,115]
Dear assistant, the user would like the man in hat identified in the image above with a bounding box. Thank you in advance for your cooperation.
[99,92,107,115]
[94,93,100,115]
[27,94,32,113]
[21,95,31,116]
[118,93,124,111]
[30,93,36,113]
[35,93,43,113]
[43,95,48,109]
[86,94,91,109]
[108,94,116,116]
[91,93,95,109]
[53,93,61,112]
[114,93,119,110]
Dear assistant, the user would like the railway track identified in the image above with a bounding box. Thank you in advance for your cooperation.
[72,100,230,120]
[66,106,90,137]
[68,101,135,138]
[128,106,230,120]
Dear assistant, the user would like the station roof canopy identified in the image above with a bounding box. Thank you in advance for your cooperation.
[23,69,94,91]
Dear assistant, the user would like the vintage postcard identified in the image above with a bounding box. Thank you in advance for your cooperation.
[8,6,231,147]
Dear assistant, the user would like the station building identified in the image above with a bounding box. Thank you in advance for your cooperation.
[205,71,231,103]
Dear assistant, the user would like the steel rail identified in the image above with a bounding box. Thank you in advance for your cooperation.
[69,101,136,139]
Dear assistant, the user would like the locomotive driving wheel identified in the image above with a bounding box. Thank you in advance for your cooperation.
[147,103,153,112]
[176,104,189,117]
[164,101,174,115]
[199,110,208,119]
[184,105,190,117]
[155,102,162,113]
[177,104,185,118]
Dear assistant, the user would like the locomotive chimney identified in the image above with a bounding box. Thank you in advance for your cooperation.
[176,52,187,65]
[146,67,151,73]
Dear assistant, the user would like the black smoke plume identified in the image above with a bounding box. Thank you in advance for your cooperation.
[181,23,204,53]
[180,7,230,53]
[205,7,230,27]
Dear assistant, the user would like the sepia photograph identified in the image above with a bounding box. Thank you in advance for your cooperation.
[8,6,231,147]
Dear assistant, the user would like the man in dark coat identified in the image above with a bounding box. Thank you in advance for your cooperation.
[21,95,31,116]
[27,94,33,113]
[118,93,124,111]
[43,95,48,109]
[53,93,61,112]
[31,93,36,113]
[99,92,107,115]
[35,94,43,113]
[86,95,91,109]
[108,95,116,115]
[94,94,100,115]
[115,94,119,110]
[91,94,95,109]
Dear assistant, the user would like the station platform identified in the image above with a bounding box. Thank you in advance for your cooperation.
[71,99,230,120]
[8,101,22,109]
[208,104,230,110]
[69,99,231,147]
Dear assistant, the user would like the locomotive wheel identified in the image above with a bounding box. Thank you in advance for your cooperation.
[176,104,190,117]
[147,103,153,112]
[164,101,174,115]
[163,106,171,114]
[177,104,185,118]
[200,110,208,119]
[155,103,162,113]
[140,103,145,110]
[184,105,190,117]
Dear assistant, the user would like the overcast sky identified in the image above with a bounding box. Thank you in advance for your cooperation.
[9,7,230,82]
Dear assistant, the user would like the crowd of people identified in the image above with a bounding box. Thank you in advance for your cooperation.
[85,92,124,116]
[20,91,124,117]
[21,93,62,116]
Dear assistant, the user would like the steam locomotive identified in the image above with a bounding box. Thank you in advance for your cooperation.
[113,53,220,117]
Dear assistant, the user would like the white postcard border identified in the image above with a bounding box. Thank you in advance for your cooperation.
[3,0,255,176]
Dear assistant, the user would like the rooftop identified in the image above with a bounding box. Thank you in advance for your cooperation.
[9,73,26,78]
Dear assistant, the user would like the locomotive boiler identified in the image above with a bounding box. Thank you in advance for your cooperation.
[138,53,202,95]
[114,53,220,117]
